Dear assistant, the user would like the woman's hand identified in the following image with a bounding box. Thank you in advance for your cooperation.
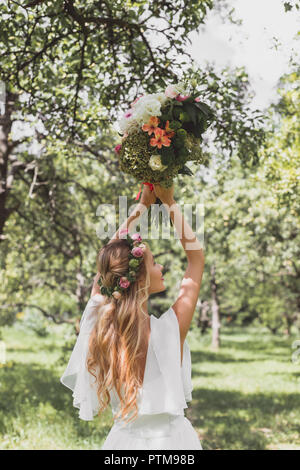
[140,184,157,208]
[153,183,175,205]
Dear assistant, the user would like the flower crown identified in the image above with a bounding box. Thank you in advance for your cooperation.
[97,229,146,300]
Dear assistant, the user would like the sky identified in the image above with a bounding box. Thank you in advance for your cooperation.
[187,0,300,111]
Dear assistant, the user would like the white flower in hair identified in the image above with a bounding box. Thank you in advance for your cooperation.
[112,291,122,300]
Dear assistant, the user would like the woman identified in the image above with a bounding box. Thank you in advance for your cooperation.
[60,183,205,450]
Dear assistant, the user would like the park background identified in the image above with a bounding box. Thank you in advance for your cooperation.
[0,0,299,450]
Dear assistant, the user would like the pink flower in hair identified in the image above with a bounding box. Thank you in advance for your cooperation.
[119,277,130,288]
[131,246,143,258]
[131,233,142,242]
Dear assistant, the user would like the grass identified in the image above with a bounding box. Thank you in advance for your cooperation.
[0,321,300,450]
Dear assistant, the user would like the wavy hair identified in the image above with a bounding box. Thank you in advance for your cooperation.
[86,238,151,424]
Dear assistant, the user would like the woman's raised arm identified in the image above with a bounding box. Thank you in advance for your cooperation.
[153,183,205,354]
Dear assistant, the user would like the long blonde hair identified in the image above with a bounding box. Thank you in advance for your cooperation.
[87,238,151,424]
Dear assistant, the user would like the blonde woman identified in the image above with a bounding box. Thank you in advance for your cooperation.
[60,183,205,450]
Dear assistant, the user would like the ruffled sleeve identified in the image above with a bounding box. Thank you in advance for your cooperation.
[181,335,193,402]
[60,294,103,421]
[151,307,193,405]
[136,306,194,416]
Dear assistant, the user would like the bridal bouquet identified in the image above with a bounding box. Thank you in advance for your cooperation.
[114,80,214,189]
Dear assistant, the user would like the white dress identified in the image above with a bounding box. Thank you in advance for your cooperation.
[60,294,203,450]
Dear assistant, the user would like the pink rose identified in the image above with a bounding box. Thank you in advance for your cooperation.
[176,94,190,102]
[131,233,142,242]
[112,291,122,300]
[165,85,179,98]
[195,97,201,102]
[131,246,143,257]
[119,277,130,288]
[114,144,122,154]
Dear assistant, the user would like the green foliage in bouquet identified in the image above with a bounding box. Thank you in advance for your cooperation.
[119,131,182,189]
[116,81,215,188]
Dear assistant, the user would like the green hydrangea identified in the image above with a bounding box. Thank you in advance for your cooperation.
[118,131,182,189]
[185,133,203,163]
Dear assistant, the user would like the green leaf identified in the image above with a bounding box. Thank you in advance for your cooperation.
[178,165,194,176]
[173,107,181,119]
[284,2,293,12]
[169,120,182,130]
[183,102,197,126]
[179,111,190,122]
[161,146,175,165]
[160,113,169,121]
[178,147,189,158]
[172,136,185,149]
[194,101,214,117]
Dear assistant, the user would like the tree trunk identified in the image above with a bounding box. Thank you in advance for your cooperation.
[197,299,211,334]
[0,91,17,240]
[76,270,87,313]
[75,270,88,335]
[211,263,221,350]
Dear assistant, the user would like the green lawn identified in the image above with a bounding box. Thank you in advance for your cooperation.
[0,321,299,450]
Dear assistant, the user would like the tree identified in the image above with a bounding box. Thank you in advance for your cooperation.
[254,65,300,330]
[0,145,124,326]
[0,0,215,139]
[0,0,266,239]
[0,1,268,332]
[258,65,300,219]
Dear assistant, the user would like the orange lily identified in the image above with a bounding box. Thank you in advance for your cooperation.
[165,120,175,138]
[150,127,171,149]
[142,116,160,135]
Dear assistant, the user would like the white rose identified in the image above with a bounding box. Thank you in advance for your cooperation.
[135,97,161,116]
[134,108,151,125]
[118,116,129,134]
[134,94,158,106]
[153,92,169,106]
[118,115,139,134]
[144,102,161,118]
[148,154,168,172]
[132,95,149,110]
